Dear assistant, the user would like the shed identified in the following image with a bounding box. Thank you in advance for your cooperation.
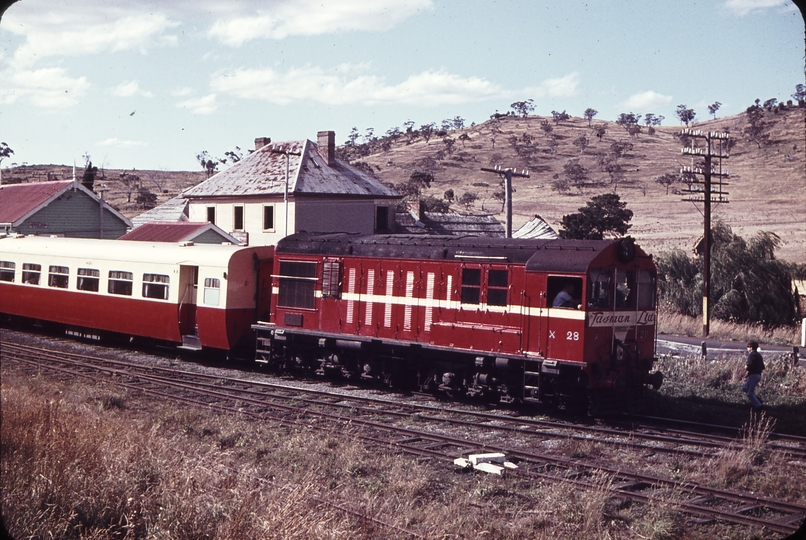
[0,180,131,239]
[118,221,241,244]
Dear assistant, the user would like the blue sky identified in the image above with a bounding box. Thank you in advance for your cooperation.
[1,0,803,171]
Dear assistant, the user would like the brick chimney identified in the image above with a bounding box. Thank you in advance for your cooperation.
[406,199,424,221]
[317,131,335,166]
[254,137,271,150]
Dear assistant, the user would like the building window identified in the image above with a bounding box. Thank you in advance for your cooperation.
[207,206,216,225]
[77,268,100,292]
[0,261,15,282]
[263,205,274,231]
[277,260,317,309]
[487,269,508,306]
[461,268,481,304]
[22,263,41,285]
[48,265,70,289]
[375,206,389,232]
[108,270,133,296]
[203,277,220,306]
[321,259,341,298]
[234,206,244,230]
[142,273,170,300]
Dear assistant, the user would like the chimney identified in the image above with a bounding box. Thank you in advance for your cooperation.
[317,131,335,166]
[406,199,424,221]
[254,137,271,150]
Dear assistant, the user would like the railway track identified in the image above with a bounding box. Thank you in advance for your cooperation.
[2,338,805,536]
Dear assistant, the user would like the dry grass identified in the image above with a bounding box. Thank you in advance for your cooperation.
[5,365,725,540]
[658,310,801,346]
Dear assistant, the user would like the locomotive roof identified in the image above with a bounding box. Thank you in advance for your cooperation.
[275,232,644,273]
[0,235,268,267]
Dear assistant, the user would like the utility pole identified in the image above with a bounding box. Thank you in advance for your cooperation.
[480,165,530,238]
[680,128,730,337]
[270,147,302,238]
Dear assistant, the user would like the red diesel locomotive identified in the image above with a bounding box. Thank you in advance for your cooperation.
[253,232,664,410]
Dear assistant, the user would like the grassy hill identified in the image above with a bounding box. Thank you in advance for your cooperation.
[2,105,803,263]
[345,105,805,263]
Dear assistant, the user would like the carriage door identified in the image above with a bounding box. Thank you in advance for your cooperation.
[256,258,273,322]
[178,265,199,338]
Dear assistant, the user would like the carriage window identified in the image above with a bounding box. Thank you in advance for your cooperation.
[277,261,317,309]
[143,273,170,300]
[108,270,133,296]
[588,270,611,308]
[461,268,481,304]
[321,259,341,298]
[548,276,583,309]
[0,261,15,282]
[487,269,508,306]
[203,277,220,306]
[615,270,635,309]
[22,263,41,285]
[636,270,655,310]
[77,268,100,292]
[48,265,69,289]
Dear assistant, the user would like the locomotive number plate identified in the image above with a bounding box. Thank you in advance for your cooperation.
[541,365,560,375]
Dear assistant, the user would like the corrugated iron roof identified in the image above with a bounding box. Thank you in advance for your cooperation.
[395,211,505,236]
[118,221,238,243]
[131,196,189,228]
[512,215,559,239]
[181,139,399,199]
[0,180,74,223]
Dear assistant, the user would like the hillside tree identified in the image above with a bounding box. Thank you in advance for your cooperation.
[558,193,633,240]
[510,99,534,117]
[583,108,598,125]
[743,104,770,148]
[551,110,570,125]
[707,101,721,119]
[458,191,478,209]
[676,104,696,126]
[792,84,806,105]
[0,142,13,183]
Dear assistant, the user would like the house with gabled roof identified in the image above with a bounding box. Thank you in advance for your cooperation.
[0,180,131,239]
[118,221,241,244]
[180,131,401,246]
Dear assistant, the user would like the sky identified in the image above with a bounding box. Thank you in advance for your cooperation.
[1,0,804,172]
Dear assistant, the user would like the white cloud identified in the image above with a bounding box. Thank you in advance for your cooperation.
[523,72,581,99]
[111,80,154,98]
[207,0,433,46]
[622,90,673,111]
[210,65,503,105]
[171,87,194,97]
[0,66,90,108]
[177,93,218,114]
[723,0,794,16]
[4,2,180,67]
[96,137,147,148]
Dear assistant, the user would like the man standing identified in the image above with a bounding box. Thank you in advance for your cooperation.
[743,341,765,411]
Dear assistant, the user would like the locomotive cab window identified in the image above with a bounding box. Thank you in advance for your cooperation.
[22,263,41,285]
[0,261,15,282]
[48,265,69,289]
[636,270,656,310]
[77,268,100,292]
[487,269,508,306]
[548,276,583,309]
[203,277,220,306]
[277,261,317,309]
[461,268,481,305]
[142,273,170,300]
[615,270,635,309]
[588,270,611,309]
[108,270,133,296]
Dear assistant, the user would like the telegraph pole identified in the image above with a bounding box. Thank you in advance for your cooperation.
[480,165,530,238]
[680,128,730,337]
[270,147,302,238]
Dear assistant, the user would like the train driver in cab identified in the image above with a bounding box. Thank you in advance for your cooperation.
[553,282,581,309]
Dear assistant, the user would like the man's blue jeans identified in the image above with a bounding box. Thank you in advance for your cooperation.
[742,374,762,408]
